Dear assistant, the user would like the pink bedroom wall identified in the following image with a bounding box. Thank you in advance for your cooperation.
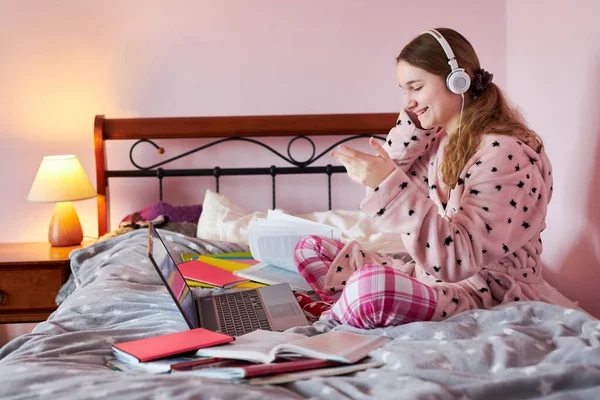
[0,0,507,243]
[507,0,600,317]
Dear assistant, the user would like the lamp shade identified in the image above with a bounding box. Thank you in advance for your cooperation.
[27,155,96,203]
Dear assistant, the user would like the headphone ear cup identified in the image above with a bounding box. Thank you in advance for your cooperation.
[446,69,471,95]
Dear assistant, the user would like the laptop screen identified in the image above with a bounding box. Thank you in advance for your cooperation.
[147,224,199,329]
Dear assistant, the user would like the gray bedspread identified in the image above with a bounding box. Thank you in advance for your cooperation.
[1,229,599,399]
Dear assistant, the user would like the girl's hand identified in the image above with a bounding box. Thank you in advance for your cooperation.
[404,108,424,130]
[330,137,395,189]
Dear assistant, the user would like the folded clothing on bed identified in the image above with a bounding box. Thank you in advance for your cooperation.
[99,201,202,242]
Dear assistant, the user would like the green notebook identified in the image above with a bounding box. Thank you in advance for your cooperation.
[181,252,254,262]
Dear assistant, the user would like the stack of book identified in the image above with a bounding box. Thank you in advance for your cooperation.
[176,211,342,294]
[107,329,387,384]
[177,252,264,289]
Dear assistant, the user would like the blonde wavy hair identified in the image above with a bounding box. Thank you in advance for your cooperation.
[396,28,543,188]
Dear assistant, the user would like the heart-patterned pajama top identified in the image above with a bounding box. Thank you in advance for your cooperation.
[327,109,553,320]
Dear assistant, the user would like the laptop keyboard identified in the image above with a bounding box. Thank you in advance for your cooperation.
[214,290,272,336]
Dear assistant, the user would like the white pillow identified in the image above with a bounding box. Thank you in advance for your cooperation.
[196,189,406,253]
[196,189,266,243]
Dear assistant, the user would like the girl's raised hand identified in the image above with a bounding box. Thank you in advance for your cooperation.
[330,137,395,189]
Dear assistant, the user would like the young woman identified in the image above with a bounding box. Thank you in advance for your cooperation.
[294,28,553,329]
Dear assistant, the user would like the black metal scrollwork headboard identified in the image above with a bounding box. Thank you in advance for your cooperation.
[94,112,397,237]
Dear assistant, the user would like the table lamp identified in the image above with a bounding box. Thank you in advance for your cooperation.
[27,155,96,247]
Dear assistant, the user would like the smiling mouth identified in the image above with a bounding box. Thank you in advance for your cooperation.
[416,107,429,116]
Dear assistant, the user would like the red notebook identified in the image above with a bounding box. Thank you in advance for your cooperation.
[226,358,341,379]
[178,260,250,288]
[112,328,234,363]
[172,358,341,379]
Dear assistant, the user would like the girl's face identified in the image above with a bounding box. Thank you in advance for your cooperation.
[396,60,463,133]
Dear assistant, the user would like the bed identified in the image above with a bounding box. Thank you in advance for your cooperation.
[1,112,599,399]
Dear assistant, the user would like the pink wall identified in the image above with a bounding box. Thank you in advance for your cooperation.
[0,0,507,242]
[4,1,596,317]
[507,0,600,317]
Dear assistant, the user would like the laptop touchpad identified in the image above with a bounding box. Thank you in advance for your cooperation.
[269,303,299,318]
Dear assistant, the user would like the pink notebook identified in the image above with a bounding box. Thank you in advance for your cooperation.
[178,260,249,288]
[112,328,234,363]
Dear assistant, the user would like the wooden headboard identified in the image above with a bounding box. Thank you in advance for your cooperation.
[93,112,397,238]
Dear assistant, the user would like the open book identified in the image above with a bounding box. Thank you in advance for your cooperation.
[241,211,342,292]
[195,329,389,364]
[233,262,313,293]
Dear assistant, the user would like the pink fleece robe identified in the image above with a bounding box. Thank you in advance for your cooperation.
[327,109,553,320]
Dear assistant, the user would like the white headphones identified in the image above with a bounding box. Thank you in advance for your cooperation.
[422,29,470,95]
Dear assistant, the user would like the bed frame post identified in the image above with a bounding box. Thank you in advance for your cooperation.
[326,164,333,210]
[269,165,277,209]
[94,115,108,238]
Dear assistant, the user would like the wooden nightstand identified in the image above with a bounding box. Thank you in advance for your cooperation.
[0,241,89,323]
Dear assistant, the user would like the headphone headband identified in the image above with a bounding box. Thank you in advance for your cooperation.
[422,29,459,71]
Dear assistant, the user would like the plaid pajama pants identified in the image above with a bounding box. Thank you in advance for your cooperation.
[294,235,437,329]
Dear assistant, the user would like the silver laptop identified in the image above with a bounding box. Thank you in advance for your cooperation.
[147,224,309,337]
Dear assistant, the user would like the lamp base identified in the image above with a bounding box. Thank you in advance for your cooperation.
[48,202,83,247]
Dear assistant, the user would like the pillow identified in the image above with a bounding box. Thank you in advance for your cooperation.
[196,190,266,243]
[121,201,203,224]
[196,189,406,254]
